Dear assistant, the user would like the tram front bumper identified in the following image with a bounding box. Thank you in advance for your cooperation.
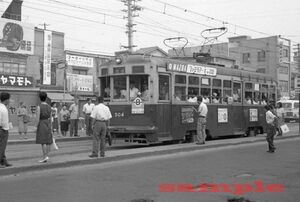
[108,126,157,134]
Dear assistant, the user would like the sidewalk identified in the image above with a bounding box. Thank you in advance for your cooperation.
[1,129,299,177]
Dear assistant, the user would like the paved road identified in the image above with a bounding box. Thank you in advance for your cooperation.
[0,138,299,202]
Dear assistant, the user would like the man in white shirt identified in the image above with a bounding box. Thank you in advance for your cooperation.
[69,99,79,137]
[264,105,277,153]
[82,98,95,136]
[89,96,112,158]
[129,83,139,100]
[0,92,12,168]
[196,96,208,145]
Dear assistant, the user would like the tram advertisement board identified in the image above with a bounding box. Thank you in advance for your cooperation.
[249,108,258,122]
[167,62,217,76]
[218,108,228,123]
[132,97,144,114]
[181,107,194,124]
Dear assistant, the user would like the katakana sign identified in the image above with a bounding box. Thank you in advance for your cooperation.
[0,75,33,87]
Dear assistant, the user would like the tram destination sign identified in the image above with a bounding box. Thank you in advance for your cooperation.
[167,62,217,76]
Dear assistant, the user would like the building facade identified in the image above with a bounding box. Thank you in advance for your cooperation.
[170,35,291,99]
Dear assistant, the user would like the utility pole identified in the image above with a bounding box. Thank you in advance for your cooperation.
[121,0,141,53]
[39,23,50,30]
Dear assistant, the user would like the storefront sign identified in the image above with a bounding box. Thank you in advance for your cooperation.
[66,73,93,92]
[0,18,34,55]
[66,54,94,68]
[181,107,194,124]
[249,108,258,122]
[132,97,144,114]
[0,75,33,87]
[218,108,228,123]
[167,62,217,76]
[43,30,52,85]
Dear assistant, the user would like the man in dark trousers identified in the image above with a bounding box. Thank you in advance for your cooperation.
[89,96,112,158]
[196,96,208,144]
[0,92,12,168]
[264,105,277,153]
[82,98,95,136]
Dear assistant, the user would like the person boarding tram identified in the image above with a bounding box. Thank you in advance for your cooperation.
[89,96,112,158]
[195,96,208,145]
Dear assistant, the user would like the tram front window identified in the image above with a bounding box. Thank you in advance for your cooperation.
[113,76,127,99]
[100,77,111,100]
[129,75,148,101]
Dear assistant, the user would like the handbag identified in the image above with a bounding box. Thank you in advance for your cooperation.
[52,138,59,150]
[23,115,31,123]
[280,124,289,134]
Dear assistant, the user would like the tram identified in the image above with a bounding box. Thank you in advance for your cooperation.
[99,53,277,144]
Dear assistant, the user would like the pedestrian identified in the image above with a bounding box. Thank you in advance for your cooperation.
[16,102,29,139]
[69,99,79,137]
[59,105,70,137]
[264,105,277,153]
[36,92,53,163]
[82,98,95,136]
[51,102,59,136]
[195,96,208,145]
[89,96,112,158]
[0,92,12,168]
[276,102,284,136]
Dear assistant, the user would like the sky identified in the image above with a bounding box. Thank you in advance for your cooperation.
[1,0,300,55]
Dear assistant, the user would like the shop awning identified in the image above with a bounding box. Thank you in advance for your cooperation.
[47,92,74,103]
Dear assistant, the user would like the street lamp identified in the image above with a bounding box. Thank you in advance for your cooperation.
[57,60,68,103]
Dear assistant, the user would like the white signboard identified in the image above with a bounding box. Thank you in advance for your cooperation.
[66,73,93,92]
[167,62,217,76]
[132,97,144,114]
[0,18,34,55]
[218,108,228,123]
[43,30,52,85]
[249,108,258,122]
[66,54,94,68]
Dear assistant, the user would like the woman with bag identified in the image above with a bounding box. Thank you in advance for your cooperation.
[276,102,285,136]
[17,102,29,139]
[35,92,53,163]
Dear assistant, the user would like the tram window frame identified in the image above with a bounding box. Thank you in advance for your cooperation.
[212,78,222,104]
[233,82,242,103]
[100,76,112,101]
[112,75,127,101]
[244,82,253,105]
[129,75,149,101]
[200,77,211,103]
[187,76,199,102]
[159,74,170,101]
[174,74,187,101]
[260,84,268,104]
[223,80,232,104]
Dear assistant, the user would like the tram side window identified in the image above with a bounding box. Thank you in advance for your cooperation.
[100,77,111,100]
[269,85,276,104]
[233,82,241,103]
[188,76,199,102]
[253,92,261,105]
[223,80,232,104]
[201,78,211,103]
[174,75,186,101]
[261,84,268,104]
[129,75,149,101]
[212,79,221,104]
[113,76,127,100]
[159,75,169,100]
[245,83,253,104]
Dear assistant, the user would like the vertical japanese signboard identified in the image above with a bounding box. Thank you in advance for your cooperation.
[218,108,228,123]
[43,30,52,85]
[249,108,258,122]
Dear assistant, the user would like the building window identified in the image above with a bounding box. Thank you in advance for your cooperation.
[278,80,288,92]
[283,49,289,57]
[278,66,288,74]
[0,62,26,75]
[242,53,250,64]
[73,69,87,75]
[257,50,266,62]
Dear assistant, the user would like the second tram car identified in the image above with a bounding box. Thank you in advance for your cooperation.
[99,53,277,144]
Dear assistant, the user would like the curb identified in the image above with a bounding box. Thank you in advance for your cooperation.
[8,136,92,145]
[1,135,299,177]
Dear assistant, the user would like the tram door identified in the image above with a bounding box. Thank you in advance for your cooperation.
[156,74,172,140]
[231,81,246,135]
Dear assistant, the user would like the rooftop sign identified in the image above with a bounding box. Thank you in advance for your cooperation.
[167,62,217,76]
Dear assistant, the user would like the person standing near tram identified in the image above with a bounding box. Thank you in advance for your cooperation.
[196,96,208,145]
[82,98,95,136]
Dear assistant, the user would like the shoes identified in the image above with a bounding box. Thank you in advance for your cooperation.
[89,153,98,158]
[266,150,275,153]
[38,156,49,163]
[0,164,5,168]
[196,142,205,145]
[100,154,105,157]
[3,162,12,167]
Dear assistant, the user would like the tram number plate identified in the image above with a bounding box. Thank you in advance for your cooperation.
[114,112,124,117]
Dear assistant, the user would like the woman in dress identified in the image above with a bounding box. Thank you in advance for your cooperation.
[36,92,53,163]
[59,105,70,137]
[276,102,285,136]
[17,102,29,139]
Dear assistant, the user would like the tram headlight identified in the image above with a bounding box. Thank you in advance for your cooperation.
[115,57,122,64]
